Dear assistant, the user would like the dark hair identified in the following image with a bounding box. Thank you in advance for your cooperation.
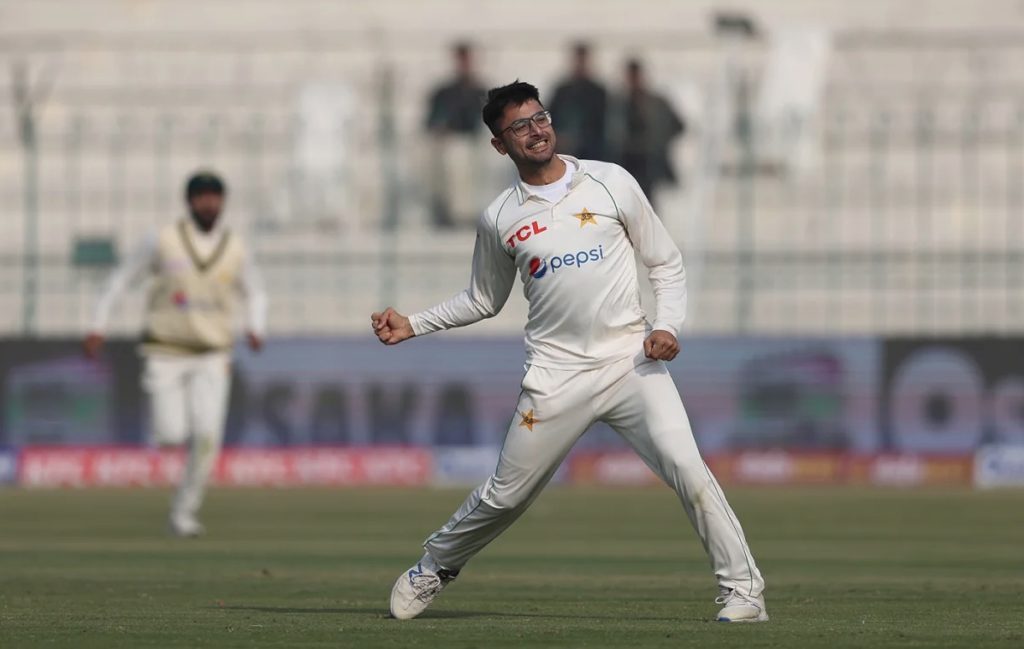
[185,171,226,199]
[482,80,542,135]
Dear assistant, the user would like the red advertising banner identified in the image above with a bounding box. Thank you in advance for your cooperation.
[709,452,846,485]
[567,451,662,486]
[567,451,974,487]
[19,448,185,487]
[217,448,432,487]
[846,454,974,487]
[18,447,432,488]
[16,447,975,488]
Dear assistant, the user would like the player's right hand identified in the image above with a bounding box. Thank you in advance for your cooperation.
[371,307,414,345]
[83,332,105,359]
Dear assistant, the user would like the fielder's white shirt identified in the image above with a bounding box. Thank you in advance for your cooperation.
[410,156,687,370]
[91,218,268,337]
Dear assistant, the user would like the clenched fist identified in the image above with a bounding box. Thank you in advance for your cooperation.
[371,307,415,345]
[643,329,679,361]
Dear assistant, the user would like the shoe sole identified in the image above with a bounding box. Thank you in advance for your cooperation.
[717,612,770,623]
[167,524,204,538]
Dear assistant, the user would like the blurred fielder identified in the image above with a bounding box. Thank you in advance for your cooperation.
[85,171,267,537]
[373,82,767,622]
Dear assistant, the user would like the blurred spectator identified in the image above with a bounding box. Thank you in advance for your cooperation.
[549,42,608,161]
[424,42,487,228]
[609,59,686,206]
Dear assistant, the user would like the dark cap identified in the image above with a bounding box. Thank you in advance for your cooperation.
[185,171,226,199]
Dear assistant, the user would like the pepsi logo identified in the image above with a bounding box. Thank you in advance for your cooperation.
[528,246,604,280]
[529,257,548,278]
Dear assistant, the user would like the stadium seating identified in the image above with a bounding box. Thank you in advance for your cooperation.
[1,0,1022,335]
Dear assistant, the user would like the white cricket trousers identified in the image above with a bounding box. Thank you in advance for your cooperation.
[423,354,766,597]
[142,352,231,522]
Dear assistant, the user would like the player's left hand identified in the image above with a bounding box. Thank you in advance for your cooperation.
[247,332,264,352]
[643,330,679,361]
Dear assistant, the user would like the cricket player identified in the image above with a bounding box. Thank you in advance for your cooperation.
[84,171,267,537]
[372,82,767,622]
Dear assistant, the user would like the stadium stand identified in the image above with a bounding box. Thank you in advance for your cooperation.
[0,0,1022,335]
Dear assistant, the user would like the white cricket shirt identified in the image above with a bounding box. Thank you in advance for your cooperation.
[410,156,687,370]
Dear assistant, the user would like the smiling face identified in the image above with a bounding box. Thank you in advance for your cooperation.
[490,99,557,168]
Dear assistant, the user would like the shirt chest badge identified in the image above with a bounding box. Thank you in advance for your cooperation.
[573,208,598,228]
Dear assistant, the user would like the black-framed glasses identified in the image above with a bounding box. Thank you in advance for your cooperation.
[500,110,552,138]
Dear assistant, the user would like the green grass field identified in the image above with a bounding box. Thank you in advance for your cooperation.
[1,486,1022,648]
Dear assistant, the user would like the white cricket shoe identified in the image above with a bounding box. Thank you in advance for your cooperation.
[389,553,458,620]
[715,588,769,623]
[168,513,205,538]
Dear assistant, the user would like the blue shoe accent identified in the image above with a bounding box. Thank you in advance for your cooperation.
[407,562,424,583]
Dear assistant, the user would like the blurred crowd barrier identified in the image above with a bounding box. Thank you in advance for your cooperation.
[1,21,1023,336]
[1,336,1022,488]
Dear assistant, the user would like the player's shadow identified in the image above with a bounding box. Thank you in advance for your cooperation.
[219,605,681,622]
[219,605,475,618]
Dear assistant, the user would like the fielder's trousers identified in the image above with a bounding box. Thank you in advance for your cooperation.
[142,351,231,522]
[423,353,765,597]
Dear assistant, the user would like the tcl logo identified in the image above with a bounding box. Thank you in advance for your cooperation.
[506,220,548,249]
